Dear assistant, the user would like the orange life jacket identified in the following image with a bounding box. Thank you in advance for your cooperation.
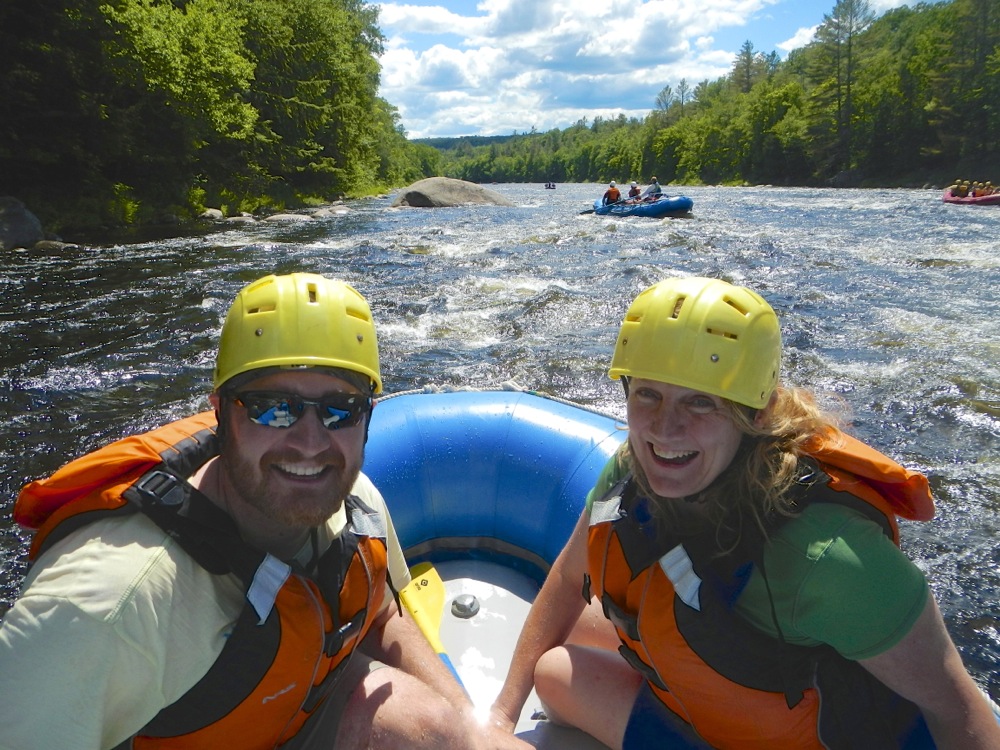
[15,412,390,749]
[586,428,934,749]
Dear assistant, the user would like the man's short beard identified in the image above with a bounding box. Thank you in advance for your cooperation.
[216,422,363,530]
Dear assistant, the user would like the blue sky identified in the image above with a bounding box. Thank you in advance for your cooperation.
[376,0,914,139]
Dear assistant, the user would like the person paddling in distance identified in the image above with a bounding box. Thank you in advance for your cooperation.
[0,272,531,750]
[627,181,642,200]
[640,176,662,201]
[602,180,622,206]
[490,276,1000,749]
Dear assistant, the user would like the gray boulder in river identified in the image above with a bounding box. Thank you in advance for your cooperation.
[391,177,514,208]
[0,196,45,250]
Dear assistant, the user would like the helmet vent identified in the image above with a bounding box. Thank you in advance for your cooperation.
[671,296,686,319]
[706,327,738,340]
[247,304,275,314]
[724,297,751,317]
[345,305,372,322]
[307,284,318,303]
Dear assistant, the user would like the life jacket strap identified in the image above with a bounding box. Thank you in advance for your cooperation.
[617,643,668,692]
[124,463,258,579]
[303,649,358,714]
[602,592,640,642]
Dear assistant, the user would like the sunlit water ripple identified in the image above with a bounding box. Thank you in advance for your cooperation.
[2,183,998,698]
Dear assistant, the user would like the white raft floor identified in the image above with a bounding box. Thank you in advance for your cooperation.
[433,559,611,750]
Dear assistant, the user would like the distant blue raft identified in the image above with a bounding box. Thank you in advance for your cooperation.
[593,194,693,217]
[365,389,624,582]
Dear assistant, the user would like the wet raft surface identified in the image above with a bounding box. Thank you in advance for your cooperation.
[434,559,611,749]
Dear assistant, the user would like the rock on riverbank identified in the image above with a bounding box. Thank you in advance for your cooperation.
[0,197,46,250]
[391,177,514,208]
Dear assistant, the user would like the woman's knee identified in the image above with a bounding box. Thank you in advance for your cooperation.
[534,646,572,705]
[534,645,642,748]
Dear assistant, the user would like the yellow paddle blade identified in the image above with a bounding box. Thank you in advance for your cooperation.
[399,562,465,687]
[400,561,446,649]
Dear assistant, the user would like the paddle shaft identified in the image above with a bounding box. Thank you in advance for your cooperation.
[581,195,632,214]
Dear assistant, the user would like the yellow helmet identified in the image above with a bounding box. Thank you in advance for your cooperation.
[609,277,780,408]
[214,273,382,393]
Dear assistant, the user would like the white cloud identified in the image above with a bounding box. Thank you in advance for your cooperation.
[869,0,912,11]
[376,0,900,138]
[378,4,489,36]
[777,26,818,54]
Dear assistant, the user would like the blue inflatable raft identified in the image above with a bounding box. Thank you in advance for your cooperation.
[593,194,693,217]
[366,389,623,581]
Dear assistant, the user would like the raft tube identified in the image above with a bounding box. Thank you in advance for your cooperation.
[365,389,625,583]
[941,191,1000,206]
[593,195,693,217]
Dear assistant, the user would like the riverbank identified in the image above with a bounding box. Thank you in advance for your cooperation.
[8,164,999,249]
[1,194,385,251]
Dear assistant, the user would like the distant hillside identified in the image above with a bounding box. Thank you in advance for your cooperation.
[414,134,517,150]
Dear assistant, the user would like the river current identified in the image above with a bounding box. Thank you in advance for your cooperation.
[1,183,998,699]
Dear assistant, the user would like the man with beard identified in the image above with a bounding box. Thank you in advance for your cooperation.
[0,273,530,750]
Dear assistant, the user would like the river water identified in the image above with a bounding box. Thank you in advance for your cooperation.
[2,183,998,699]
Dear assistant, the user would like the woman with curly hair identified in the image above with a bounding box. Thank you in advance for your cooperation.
[491,276,1000,749]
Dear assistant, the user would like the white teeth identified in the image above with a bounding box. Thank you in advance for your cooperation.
[652,448,695,460]
[278,464,323,477]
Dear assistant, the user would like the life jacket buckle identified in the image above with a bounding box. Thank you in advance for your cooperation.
[135,469,187,507]
[325,611,365,657]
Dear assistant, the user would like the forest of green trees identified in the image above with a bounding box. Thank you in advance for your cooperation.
[0,0,441,230]
[437,0,999,189]
[1,0,997,232]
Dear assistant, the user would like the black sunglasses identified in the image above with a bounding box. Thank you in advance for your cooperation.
[232,391,372,430]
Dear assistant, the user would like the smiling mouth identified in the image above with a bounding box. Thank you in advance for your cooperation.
[650,445,697,466]
[275,463,326,478]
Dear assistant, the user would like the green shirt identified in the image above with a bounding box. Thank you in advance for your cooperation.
[586,456,928,660]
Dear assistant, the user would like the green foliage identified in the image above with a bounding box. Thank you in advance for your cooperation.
[101,0,257,138]
[110,182,141,225]
[0,0,436,230]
